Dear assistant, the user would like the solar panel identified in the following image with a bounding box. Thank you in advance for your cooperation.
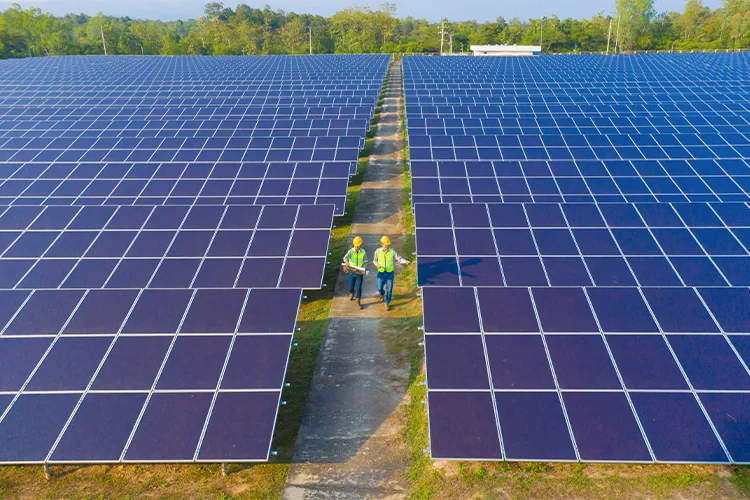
[0,55,391,214]
[0,203,333,290]
[405,53,750,464]
[415,201,750,287]
[0,54,390,464]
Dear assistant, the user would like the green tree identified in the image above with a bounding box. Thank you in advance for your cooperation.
[279,16,307,53]
[722,0,750,48]
[616,0,656,50]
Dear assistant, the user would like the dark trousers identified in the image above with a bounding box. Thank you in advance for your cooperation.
[348,273,363,298]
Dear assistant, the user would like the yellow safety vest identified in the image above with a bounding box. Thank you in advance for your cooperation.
[374,248,395,273]
[346,248,366,267]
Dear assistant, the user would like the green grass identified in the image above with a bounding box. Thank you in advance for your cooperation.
[730,466,750,495]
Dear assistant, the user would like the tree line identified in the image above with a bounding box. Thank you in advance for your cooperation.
[0,0,748,59]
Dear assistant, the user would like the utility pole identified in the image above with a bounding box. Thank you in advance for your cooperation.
[449,33,453,54]
[139,44,144,55]
[614,16,621,54]
[606,18,613,55]
[439,21,445,55]
[540,18,543,51]
[307,25,312,54]
[100,24,108,56]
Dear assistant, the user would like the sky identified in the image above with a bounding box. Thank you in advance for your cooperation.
[0,0,724,23]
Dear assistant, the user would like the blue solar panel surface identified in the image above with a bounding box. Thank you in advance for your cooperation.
[405,54,750,464]
[0,54,389,464]
[0,55,391,213]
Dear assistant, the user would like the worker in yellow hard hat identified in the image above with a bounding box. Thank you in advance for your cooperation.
[343,235,367,309]
[373,235,410,311]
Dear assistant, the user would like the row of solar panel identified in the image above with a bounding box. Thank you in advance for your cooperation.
[407,98,750,107]
[409,134,750,149]
[405,86,750,93]
[427,387,746,462]
[0,198,347,217]
[0,67,391,77]
[0,177,350,194]
[402,55,750,75]
[0,107,376,117]
[408,127,749,137]
[416,201,750,227]
[0,148,359,165]
[404,81,750,89]
[0,255,326,290]
[0,287,301,336]
[410,158,750,177]
[406,108,750,118]
[0,62,391,75]
[407,115,749,127]
[416,252,748,288]
[0,99,378,108]
[0,161,353,179]
[0,130,367,141]
[0,390,283,463]
[0,204,333,289]
[426,333,750,392]
[408,120,750,131]
[0,132,365,143]
[408,147,748,161]
[0,135,363,149]
[0,84,384,91]
[0,179,350,203]
[1,118,369,129]
[0,91,381,98]
[0,89,384,95]
[403,79,750,86]
[423,283,747,333]
[1,333,293,392]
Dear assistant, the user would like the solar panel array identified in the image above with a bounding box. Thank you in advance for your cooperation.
[0,55,391,213]
[0,55,389,464]
[405,53,750,463]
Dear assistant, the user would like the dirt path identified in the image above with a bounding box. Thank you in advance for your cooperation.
[281,61,413,500]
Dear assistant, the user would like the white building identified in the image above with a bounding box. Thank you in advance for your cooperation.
[470,45,541,56]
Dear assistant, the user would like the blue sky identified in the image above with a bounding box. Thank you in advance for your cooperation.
[0,0,724,22]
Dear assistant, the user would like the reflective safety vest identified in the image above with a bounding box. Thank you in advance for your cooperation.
[374,248,395,272]
[346,248,366,267]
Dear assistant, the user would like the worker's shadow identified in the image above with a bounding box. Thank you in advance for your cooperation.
[414,256,482,286]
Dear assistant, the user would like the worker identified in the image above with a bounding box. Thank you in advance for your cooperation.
[373,235,410,311]
[344,236,367,309]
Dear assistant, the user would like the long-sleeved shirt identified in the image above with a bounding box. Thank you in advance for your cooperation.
[373,247,408,272]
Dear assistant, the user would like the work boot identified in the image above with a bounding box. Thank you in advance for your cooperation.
[349,291,355,301]
[357,298,362,309]
[385,303,390,311]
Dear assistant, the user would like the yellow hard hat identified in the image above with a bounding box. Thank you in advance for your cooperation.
[352,236,363,246]
[380,235,391,246]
